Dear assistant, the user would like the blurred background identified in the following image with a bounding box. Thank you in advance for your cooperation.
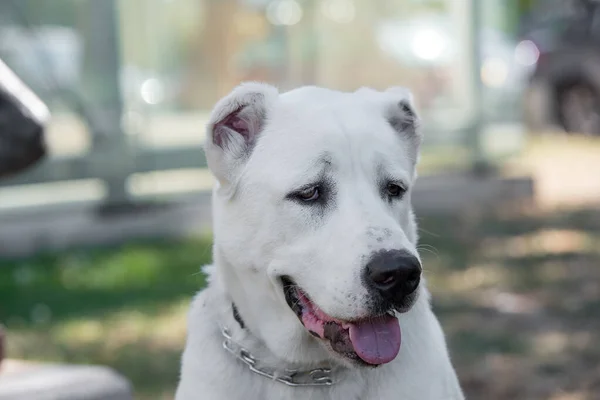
[0,0,599,399]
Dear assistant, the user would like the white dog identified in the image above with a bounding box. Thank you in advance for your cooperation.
[176,83,464,400]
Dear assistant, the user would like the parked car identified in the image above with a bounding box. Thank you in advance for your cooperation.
[521,0,600,135]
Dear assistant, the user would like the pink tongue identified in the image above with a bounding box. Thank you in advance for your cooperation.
[348,315,401,365]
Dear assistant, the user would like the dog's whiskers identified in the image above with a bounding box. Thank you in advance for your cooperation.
[416,224,440,238]
[291,297,303,310]
[417,244,439,258]
[187,241,212,279]
[417,243,438,252]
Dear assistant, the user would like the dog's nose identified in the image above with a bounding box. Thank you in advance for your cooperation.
[364,250,421,304]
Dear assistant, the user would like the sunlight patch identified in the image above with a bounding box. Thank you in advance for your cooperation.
[482,229,598,258]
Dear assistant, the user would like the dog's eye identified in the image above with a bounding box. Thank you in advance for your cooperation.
[386,183,405,198]
[296,186,320,202]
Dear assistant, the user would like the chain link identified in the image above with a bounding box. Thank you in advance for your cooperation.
[221,327,336,387]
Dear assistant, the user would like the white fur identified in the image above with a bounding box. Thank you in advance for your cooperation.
[176,83,464,400]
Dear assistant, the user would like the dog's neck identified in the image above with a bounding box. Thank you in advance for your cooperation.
[211,268,341,386]
[208,256,335,369]
[220,300,339,386]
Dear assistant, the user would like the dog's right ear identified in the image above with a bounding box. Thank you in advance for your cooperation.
[204,82,278,185]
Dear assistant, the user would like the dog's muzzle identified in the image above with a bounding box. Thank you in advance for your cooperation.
[282,277,402,366]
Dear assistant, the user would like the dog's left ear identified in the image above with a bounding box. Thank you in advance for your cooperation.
[204,82,279,185]
[383,87,422,149]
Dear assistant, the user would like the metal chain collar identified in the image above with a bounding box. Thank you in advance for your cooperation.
[221,326,336,387]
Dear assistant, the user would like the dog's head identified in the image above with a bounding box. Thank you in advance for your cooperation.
[206,83,424,368]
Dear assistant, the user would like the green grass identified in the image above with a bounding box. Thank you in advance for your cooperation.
[1,237,212,399]
[2,208,600,399]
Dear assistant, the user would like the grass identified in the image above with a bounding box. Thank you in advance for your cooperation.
[2,207,600,399]
[1,237,212,399]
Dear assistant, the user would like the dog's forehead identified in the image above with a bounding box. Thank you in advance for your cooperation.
[275,86,371,119]
[265,87,398,149]
[249,88,415,184]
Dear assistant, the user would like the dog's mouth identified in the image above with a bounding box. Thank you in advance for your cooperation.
[281,277,401,366]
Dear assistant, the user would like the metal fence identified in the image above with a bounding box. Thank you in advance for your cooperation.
[0,0,523,215]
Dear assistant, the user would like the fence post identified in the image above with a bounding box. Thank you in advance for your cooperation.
[83,0,133,209]
[466,0,491,175]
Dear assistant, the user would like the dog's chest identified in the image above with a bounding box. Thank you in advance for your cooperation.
[221,376,370,400]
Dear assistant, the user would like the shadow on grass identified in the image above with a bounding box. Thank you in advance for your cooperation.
[418,206,600,400]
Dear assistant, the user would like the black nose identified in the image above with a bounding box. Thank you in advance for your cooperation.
[363,250,421,305]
